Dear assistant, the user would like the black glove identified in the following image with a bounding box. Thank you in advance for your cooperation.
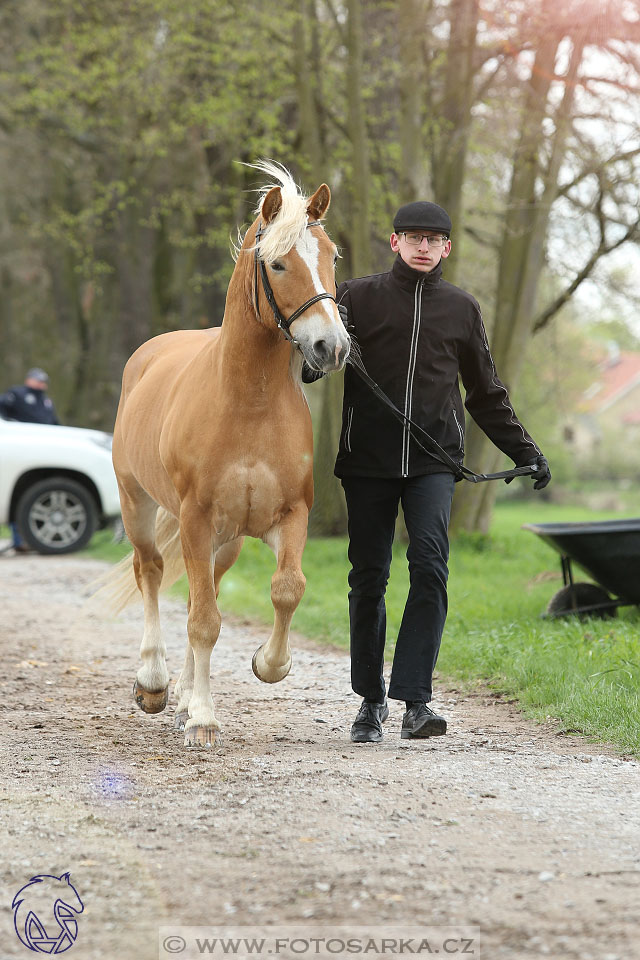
[338,302,354,334]
[301,361,325,384]
[505,454,551,488]
[302,304,350,384]
[526,455,551,490]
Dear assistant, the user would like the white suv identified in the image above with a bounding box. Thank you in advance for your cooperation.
[0,419,121,554]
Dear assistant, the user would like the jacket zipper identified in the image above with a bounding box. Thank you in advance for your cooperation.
[344,405,353,453]
[401,278,424,476]
[452,405,464,457]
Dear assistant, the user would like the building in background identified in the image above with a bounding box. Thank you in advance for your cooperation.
[564,345,640,457]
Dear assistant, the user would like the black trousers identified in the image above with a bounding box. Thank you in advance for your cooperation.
[341,473,455,704]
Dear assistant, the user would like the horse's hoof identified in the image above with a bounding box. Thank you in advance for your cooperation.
[184,725,218,748]
[174,710,188,732]
[132,680,168,714]
[252,647,292,684]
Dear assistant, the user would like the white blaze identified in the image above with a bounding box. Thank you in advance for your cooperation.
[295,230,336,322]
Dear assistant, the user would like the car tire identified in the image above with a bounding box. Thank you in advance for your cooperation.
[15,477,98,555]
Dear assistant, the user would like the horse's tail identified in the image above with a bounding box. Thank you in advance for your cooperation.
[89,509,185,615]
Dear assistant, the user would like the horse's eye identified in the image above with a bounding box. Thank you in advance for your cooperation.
[270,261,285,272]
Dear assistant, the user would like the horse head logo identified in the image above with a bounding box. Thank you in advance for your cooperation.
[12,872,84,954]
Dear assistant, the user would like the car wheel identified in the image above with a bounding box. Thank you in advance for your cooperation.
[15,477,98,555]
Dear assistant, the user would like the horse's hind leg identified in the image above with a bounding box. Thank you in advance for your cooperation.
[253,504,307,683]
[174,627,194,732]
[173,538,243,732]
[119,482,170,714]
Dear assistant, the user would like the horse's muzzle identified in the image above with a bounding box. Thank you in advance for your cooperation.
[311,334,350,372]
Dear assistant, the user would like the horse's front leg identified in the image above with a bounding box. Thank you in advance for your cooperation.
[174,536,243,731]
[253,503,308,683]
[180,501,221,747]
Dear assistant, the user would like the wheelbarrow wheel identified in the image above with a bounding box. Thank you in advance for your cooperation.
[547,582,616,619]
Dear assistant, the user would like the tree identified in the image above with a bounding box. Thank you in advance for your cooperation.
[451,0,640,531]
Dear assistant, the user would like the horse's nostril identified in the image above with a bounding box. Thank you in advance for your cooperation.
[313,339,331,362]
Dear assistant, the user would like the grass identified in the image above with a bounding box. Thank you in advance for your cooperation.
[81,498,640,754]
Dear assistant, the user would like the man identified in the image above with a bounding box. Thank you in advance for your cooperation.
[333,201,550,743]
[0,368,59,552]
[0,368,59,425]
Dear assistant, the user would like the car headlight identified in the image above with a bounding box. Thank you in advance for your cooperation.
[91,433,113,451]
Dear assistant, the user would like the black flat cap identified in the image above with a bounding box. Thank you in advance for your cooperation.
[393,201,452,236]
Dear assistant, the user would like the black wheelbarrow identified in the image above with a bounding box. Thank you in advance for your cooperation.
[522,518,640,617]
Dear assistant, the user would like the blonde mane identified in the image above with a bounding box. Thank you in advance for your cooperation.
[245,160,321,264]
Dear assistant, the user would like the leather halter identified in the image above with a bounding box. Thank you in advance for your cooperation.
[253,220,337,344]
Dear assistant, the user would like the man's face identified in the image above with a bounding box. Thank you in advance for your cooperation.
[25,377,48,391]
[390,231,452,273]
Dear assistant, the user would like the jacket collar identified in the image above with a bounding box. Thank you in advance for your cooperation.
[391,254,442,291]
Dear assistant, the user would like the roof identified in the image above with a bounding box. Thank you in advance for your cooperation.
[582,351,640,414]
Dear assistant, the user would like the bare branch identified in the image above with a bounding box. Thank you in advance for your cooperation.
[555,147,640,197]
[533,217,640,333]
[463,224,501,251]
[579,75,640,95]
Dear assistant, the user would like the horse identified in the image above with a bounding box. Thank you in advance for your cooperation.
[103,161,350,747]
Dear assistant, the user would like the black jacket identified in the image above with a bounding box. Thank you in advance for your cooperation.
[334,255,540,479]
[0,385,59,425]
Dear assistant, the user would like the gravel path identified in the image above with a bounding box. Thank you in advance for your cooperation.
[1,551,639,960]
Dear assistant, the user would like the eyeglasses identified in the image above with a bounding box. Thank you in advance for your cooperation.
[399,233,448,247]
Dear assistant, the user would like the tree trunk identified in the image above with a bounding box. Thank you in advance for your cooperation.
[310,0,374,534]
[398,0,426,201]
[346,0,371,278]
[308,369,347,536]
[310,0,375,537]
[432,0,479,285]
[451,9,586,533]
[296,0,349,535]
[293,1,323,181]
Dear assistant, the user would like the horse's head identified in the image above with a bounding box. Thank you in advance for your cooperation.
[249,163,350,374]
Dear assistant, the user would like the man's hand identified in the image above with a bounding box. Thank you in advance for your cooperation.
[505,455,551,488]
[302,303,350,383]
[527,455,551,490]
[301,361,325,384]
[338,302,354,333]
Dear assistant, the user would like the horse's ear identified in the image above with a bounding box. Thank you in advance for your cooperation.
[307,184,330,221]
[261,186,282,224]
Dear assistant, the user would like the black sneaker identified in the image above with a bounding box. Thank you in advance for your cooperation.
[350,698,389,743]
[401,701,447,739]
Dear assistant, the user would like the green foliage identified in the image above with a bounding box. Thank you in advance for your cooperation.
[1,0,639,507]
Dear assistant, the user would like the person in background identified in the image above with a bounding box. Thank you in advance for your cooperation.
[0,368,59,425]
[0,368,59,553]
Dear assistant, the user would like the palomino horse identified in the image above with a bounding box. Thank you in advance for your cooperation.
[107,162,349,746]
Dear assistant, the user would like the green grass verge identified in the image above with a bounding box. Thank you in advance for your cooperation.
[83,499,640,754]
